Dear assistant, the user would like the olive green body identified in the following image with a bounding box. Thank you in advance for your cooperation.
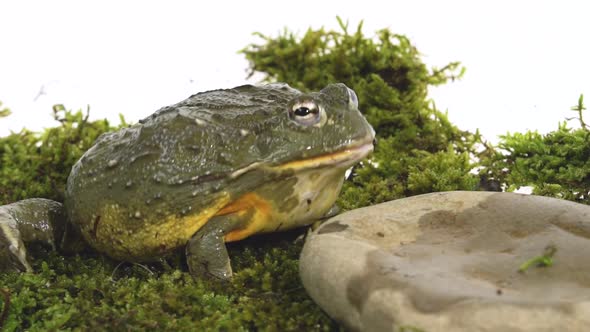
[65,83,375,263]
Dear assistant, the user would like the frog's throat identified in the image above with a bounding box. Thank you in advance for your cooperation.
[230,141,373,179]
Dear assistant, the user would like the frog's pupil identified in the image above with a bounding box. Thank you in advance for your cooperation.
[294,107,311,117]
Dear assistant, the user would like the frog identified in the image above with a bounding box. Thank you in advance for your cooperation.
[0,83,374,280]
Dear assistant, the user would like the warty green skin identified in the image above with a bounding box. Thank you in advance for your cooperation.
[0,83,375,279]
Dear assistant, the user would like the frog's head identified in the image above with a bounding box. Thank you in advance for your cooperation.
[259,83,375,173]
[227,83,375,228]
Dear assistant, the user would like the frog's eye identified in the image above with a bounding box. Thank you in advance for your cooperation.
[347,88,359,108]
[289,101,325,127]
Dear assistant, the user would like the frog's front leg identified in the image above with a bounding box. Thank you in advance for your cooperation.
[0,198,86,272]
[186,207,259,280]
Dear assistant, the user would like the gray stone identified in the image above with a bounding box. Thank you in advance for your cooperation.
[300,191,590,331]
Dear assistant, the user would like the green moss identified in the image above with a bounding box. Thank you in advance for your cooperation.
[1,231,337,331]
[480,94,590,202]
[0,106,116,204]
[0,101,10,118]
[518,244,558,273]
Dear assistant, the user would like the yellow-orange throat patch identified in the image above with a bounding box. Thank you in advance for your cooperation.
[216,192,273,242]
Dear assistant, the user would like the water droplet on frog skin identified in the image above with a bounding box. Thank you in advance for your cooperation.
[107,159,119,168]
[134,211,142,219]
[126,180,133,188]
[180,206,193,216]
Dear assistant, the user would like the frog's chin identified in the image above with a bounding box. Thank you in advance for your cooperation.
[272,141,374,172]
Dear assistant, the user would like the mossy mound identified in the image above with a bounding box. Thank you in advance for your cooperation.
[1,230,337,331]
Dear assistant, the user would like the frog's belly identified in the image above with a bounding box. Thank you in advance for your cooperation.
[80,168,345,261]
[84,193,232,261]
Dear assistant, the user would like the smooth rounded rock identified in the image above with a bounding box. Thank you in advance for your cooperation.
[300,191,590,331]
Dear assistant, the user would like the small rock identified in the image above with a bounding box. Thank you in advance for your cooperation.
[300,191,590,331]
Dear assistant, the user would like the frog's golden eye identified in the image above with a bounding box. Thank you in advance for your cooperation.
[289,101,325,127]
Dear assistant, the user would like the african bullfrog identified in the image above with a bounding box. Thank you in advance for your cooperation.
[0,83,374,279]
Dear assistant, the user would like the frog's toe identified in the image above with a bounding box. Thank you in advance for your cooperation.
[185,214,244,281]
[186,226,233,280]
[0,215,33,272]
[187,249,233,281]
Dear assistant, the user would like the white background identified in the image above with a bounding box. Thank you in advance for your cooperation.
[1,1,589,142]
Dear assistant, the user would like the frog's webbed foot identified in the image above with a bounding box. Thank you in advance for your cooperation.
[0,198,73,273]
[186,213,245,281]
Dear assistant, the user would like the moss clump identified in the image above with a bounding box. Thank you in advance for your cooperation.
[1,231,335,331]
[0,106,116,204]
[0,101,10,118]
[480,95,590,202]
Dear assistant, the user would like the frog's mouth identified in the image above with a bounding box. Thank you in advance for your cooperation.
[271,140,374,172]
[229,139,374,179]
